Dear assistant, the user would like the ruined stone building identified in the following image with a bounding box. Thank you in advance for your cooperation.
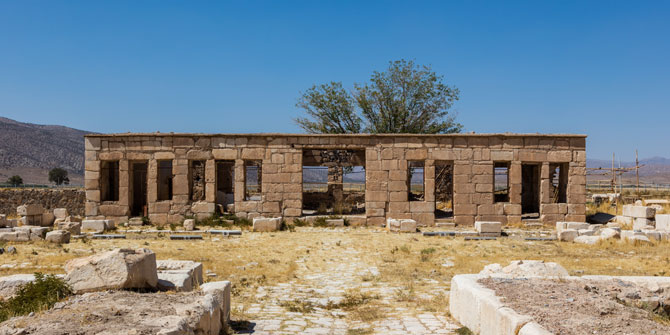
[84,133,587,226]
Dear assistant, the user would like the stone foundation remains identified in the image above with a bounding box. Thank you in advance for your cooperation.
[84,133,587,226]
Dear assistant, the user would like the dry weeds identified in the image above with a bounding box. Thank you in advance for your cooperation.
[1,229,669,323]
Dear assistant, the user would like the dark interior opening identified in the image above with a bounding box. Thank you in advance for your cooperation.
[216,160,235,212]
[550,163,568,203]
[100,160,119,202]
[521,163,540,216]
[157,160,173,201]
[130,161,148,217]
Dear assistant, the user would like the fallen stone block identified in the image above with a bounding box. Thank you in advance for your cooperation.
[64,248,158,293]
[183,219,195,231]
[622,205,655,219]
[0,274,35,299]
[656,214,670,232]
[20,215,42,227]
[58,221,81,235]
[199,281,232,330]
[252,217,282,232]
[480,260,569,278]
[386,218,417,233]
[615,215,633,226]
[475,221,501,235]
[53,208,68,219]
[558,229,578,242]
[633,218,654,230]
[82,219,114,233]
[642,230,662,241]
[578,229,594,236]
[325,219,344,227]
[565,222,590,230]
[17,204,44,216]
[41,212,55,226]
[600,227,620,239]
[45,230,71,243]
[0,232,28,242]
[157,260,203,292]
[574,235,602,245]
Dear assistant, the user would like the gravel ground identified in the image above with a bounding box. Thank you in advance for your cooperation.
[480,277,670,335]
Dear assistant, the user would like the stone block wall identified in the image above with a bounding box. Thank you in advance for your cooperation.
[84,133,586,226]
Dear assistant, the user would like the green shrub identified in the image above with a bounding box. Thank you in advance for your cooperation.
[313,217,329,227]
[0,273,72,322]
[293,218,309,227]
[455,327,474,335]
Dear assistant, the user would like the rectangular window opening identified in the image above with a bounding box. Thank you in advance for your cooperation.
[494,162,510,203]
[244,160,262,201]
[408,161,425,201]
[189,160,206,201]
[100,160,119,202]
[550,163,568,203]
[157,160,173,201]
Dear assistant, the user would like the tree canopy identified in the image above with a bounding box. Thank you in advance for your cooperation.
[7,175,23,186]
[295,59,462,134]
[48,168,69,186]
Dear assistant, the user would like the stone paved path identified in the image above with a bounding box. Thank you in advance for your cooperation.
[232,232,461,334]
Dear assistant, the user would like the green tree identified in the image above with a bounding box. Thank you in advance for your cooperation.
[294,82,362,134]
[295,59,462,134]
[7,175,23,186]
[48,168,69,186]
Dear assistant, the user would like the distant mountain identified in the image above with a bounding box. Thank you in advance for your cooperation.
[587,157,670,184]
[0,117,93,185]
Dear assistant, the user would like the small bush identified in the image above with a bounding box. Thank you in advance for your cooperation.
[325,289,378,310]
[313,217,329,227]
[420,247,436,261]
[0,273,72,322]
[455,327,474,335]
[293,218,308,227]
[279,299,315,313]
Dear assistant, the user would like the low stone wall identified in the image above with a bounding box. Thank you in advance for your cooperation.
[0,188,85,216]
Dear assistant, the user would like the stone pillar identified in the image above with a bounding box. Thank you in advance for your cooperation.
[327,166,344,205]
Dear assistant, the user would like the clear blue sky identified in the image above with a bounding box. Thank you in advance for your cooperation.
[1,1,668,161]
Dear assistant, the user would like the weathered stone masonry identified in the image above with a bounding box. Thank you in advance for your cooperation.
[84,133,586,226]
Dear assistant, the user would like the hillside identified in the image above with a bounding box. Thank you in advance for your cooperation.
[587,157,670,184]
[0,117,92,185]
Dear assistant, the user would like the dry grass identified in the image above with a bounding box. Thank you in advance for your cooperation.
[2,229,670,322]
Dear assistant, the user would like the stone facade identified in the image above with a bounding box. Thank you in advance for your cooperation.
[84,133,586,226]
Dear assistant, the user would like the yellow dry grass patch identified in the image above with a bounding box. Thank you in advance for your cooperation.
[1,229,670,320]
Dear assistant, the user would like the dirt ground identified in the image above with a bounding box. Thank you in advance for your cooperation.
[480,277,670,335]
[1,227,670,334]
[0,290,205,335]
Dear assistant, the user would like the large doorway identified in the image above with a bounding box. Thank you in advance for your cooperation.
[301,149,366,216]
[521,164,540,216]
[216,160,235,213]
[434,161,453,219]
[130,161,148,217]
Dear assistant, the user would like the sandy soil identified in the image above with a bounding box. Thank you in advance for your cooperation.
[480,277,670,335]
[0,290,204,335]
